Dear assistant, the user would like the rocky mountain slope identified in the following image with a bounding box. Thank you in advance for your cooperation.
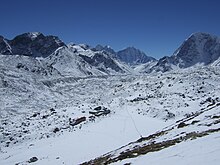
[117,46,156,65]
[149,32,220,72]
[0,32,65,57]
[0,32,134,77]
[94,45,156,66]
[0,36,12,54]
[45,44,132,76]
[94,45,116,56]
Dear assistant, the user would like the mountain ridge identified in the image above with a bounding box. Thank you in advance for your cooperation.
[0,32,66,57]
[0,32,220,75]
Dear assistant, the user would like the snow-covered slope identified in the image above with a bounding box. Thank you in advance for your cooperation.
[0,65,219,164]
[45,46,105,77]
[134,61,158,73]
[0,32,133,77]
[0,32,220,165]
[211,56,220,66]
[86,101,220,164]
[46,44,132,76]
[0,54,62,116]
[125,132,220,165]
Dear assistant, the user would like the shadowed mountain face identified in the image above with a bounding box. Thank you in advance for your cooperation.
[0,32,66,57]
[117,47,156,65]
[173,32,220,66]
[79,52,124,73]
[94,45,116,55]
[151,32,220,72]
[94,45,156,65]
[0,35,12,55]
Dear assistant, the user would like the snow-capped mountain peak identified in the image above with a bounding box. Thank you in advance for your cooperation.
[24,32,42,40]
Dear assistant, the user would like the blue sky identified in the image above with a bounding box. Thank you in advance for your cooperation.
[1,0,220,58]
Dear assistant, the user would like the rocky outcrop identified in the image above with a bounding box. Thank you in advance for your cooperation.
[0,36,12,54]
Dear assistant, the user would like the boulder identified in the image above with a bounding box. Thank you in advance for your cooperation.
[89,106,111,117]
[69,117,86,126]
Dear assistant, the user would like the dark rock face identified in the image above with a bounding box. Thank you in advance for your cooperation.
[151,32,220,72]
[117,47,156,65]
[177,122,187,128]
[94,44,116,55]
[94,45,155,65]
[173,32,220,67]
[150,56,173,72]
[0,36,12,54]
[79,52,124,73]
[78,44,91,50]
[0,32,66,57]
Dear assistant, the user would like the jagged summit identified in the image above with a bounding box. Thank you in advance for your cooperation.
[187,32,217,40]
[0,32,66,57]
[13,32,43,40]
[94,44,116,55]
[94,44,156,65]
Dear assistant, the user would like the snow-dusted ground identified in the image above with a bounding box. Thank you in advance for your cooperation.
[0,109,167,165]
[0,64,220,164]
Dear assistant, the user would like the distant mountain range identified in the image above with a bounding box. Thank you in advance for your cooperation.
[0,32,220,76]
[94,45,156,65]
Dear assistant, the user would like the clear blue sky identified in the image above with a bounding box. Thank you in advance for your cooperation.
[1,0,220,59]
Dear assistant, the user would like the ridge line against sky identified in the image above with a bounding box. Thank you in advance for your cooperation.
[0,0,220,59]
